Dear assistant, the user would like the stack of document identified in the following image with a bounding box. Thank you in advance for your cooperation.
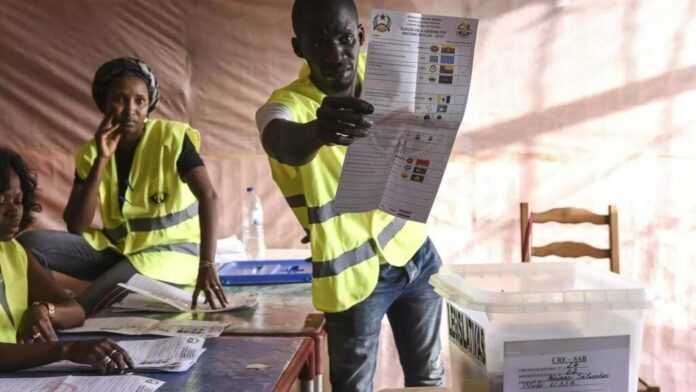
[62,317,229,338]
[114,274,258,313]
[0,375,164,392]
[33,336,206,373]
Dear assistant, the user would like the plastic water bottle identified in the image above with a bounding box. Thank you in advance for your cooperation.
[241,187,265,259]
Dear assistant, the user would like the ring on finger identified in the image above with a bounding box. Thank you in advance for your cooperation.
[109,349,118,357]
[32,332,41,340]
[102,356,112,366]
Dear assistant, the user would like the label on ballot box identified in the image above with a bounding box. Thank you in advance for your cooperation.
[447,302,486,366]
[503,335,630,392]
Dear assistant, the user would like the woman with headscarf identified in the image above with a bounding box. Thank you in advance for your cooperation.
[19,57,228,314]
[0,147,132,373]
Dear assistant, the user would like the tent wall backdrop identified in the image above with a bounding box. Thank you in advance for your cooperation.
[1,1,693,390]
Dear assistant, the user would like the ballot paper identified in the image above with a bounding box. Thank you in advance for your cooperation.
[113,273,258,313]
[0,375,164,392]
[34,336,206,373]
[62,317,229,338]
[334,9,477,223]
[503,335,630,392]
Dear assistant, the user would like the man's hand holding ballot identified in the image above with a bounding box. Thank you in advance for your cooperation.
[315,96,373,146]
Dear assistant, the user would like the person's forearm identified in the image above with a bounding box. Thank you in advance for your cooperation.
[63,157,107,233]
[0,342,66,371]
[197,190,219,265]
[51,300,86,329]
[261,119,324,166]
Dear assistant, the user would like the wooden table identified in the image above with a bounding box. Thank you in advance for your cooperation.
[98,283,325,391]
[151,336,315,392]
[217,284,325,392]
[7,336,313,392]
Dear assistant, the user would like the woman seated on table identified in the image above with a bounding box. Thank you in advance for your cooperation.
[0,147,131,373]
[18,57,228,315]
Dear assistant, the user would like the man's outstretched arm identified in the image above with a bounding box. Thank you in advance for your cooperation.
[260,96,373,166]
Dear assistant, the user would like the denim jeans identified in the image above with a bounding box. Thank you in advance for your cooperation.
[325,238,444,392]
[17,229,138,314]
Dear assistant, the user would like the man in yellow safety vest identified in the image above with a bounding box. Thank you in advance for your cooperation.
[256,1,444,391]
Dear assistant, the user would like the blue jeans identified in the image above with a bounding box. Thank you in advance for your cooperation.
[325,238,444,392]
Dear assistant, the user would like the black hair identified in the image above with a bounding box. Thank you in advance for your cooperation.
[291,0,358,36]
[0,147,41,230]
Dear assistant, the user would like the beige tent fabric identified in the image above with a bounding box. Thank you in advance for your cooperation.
[1,1,694,390]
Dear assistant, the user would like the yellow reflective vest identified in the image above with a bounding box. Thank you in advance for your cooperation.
[0,240,29,343]
[266,53,427,312]
[75,119,201,285]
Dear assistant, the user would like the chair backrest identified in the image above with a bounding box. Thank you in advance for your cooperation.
[520,202,620,273]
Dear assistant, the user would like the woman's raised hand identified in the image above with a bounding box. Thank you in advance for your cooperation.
[95,112,122,159]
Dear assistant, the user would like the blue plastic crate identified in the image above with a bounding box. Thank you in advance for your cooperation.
[218,259,312,286]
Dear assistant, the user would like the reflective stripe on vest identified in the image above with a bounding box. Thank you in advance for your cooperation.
[308,200,339,224]
[134,242,200,256]
[286,194,340,225]
[285,193,413,277]
[102,202,199,244]
[312,217,407,278]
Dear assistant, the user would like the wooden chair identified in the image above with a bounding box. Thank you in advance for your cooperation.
[520,202,620,273]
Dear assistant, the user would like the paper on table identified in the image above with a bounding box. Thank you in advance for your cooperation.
[34,336,206,373]
[0,375,164,392]
[115,274,258,313]
[62,317,229,338]
[0,377,65,391]
[503,335,631,392]
[112,293,258,313]
[118,336,205,371]
[334,9,477,223]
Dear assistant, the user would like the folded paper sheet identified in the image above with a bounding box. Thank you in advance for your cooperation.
[114,274,258,313]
